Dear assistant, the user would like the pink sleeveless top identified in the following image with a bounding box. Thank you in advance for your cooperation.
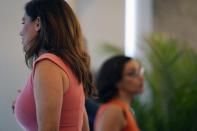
[15,53,85,131]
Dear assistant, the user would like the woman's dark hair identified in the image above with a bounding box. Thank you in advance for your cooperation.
[24,0,95,97]
[96,55,132,103]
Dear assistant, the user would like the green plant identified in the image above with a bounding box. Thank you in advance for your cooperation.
[133,34,197,131]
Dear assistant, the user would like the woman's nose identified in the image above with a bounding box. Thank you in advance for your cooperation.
[138,74,144,82]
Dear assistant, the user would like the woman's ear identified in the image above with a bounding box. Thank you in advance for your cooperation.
[34,17,41,32]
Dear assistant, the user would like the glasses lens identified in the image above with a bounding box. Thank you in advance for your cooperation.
[126,68,144,77]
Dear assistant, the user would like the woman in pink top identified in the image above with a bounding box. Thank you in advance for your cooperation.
[14,0,95,131]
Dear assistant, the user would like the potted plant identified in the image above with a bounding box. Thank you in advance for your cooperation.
[133,34,197,131]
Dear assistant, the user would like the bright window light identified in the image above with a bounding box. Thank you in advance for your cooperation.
[125,0,137,57]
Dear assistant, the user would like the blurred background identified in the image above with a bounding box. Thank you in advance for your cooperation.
[0,0,197,130]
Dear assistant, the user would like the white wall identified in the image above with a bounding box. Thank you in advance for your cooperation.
[137,0,153,40]
[0,0,29,131]
[75,0,153,71]
[135,0,153,57]
[76,0,125,71]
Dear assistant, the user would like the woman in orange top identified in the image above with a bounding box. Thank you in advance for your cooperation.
[94,56,144,131]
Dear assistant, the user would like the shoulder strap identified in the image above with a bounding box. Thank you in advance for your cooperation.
[109,99,130,119]
[32,53,71,79]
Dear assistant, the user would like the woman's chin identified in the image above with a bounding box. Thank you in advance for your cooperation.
[136,86,144,94]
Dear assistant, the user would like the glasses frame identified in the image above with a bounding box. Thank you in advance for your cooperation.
[124,67,145,78]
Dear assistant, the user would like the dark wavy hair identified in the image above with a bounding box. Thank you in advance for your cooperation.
[96,55,132,103]
[23,0,95,97]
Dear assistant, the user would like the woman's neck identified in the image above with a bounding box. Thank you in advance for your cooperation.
[116,91,134,106]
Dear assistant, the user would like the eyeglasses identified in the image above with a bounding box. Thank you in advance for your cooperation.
[124,68,145,77]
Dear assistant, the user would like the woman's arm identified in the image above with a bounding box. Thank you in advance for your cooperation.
[33,60,68,131]
[95,105,126,131]
[82,109,90,131]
